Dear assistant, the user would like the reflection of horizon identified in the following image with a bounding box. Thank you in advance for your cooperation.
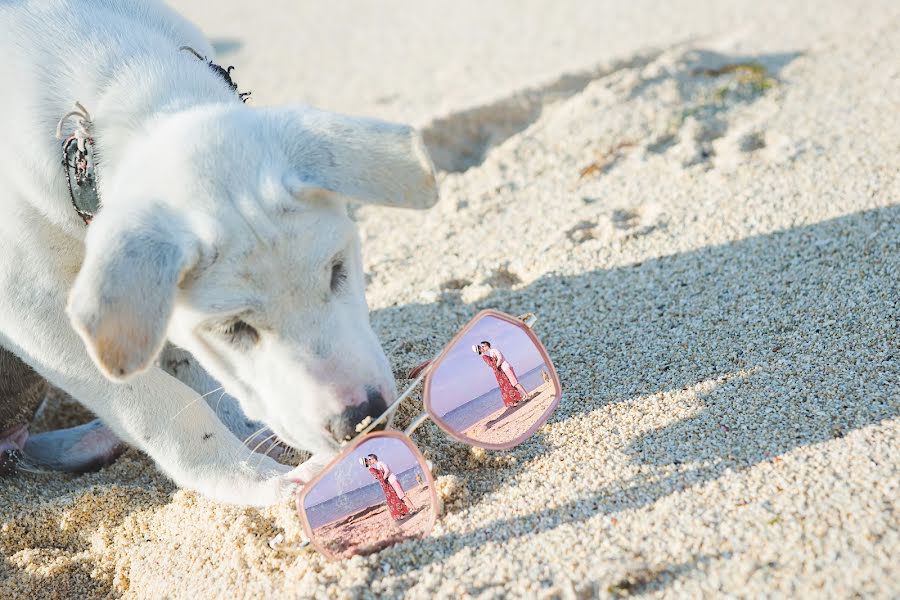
[306,465,424,528]
[430,315,547,412]
[464,352,545,400]
[303,438,420,507]
[310,485,433,558]
[439,365,551,431]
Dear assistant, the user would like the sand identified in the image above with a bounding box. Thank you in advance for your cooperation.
[460,381,558,446]
[2,1,899,598]
[309,486,434,560]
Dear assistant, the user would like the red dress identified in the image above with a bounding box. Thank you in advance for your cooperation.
[370,467,410,520]
[483,354,522,407]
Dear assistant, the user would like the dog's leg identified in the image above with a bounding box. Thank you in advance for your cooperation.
[158,343,286,461]
[70,363,294,504]
[0,346,47,430]
[0,346,47,473]
[1,345,126,473]
[156,345,339,481]
[2,331,296,506]
[23,419,124,472]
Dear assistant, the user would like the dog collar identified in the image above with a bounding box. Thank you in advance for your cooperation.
[56,102,98,226]
[179,46,252,103]
[56,48,252,227]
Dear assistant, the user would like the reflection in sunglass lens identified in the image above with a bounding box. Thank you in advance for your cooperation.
[300,436,435,558]
[427,314,559,447]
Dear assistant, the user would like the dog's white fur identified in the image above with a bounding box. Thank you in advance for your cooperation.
[0,0,437,505]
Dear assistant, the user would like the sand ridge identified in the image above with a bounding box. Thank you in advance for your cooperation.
[1,2,899,598]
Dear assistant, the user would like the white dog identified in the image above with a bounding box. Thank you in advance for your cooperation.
[0,0,438,505]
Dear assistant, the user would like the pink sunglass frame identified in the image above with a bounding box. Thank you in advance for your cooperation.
[293,309,562,559]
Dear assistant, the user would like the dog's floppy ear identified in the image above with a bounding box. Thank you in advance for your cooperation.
[67,207,198,381]
[270,105,439,209]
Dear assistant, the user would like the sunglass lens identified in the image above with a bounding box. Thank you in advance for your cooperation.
[426,314,560,447]
[300,435,436,559]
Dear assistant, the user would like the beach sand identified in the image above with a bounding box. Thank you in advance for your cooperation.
[309,486,434,559]
[461,381,557,445]
[1,1,899,598]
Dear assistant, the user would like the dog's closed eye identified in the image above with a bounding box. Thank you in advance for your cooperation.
[221,319,260,347]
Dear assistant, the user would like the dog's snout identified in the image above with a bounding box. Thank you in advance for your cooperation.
[365,385,386,409]
[327,387,388,442]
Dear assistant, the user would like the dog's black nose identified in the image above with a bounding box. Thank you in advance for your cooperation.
[328,387,388,442]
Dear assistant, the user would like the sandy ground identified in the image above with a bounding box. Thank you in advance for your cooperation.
[2,1,900,598]
[310,486,434,560]
[461,381,557,445]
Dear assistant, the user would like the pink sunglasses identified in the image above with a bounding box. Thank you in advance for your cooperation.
[290,310,562,559]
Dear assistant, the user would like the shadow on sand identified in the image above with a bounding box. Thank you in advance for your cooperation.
[364,204,898,591]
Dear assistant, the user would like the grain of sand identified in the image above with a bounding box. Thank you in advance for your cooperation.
[2,1,899,598]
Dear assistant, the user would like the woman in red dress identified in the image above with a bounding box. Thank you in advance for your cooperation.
[362,456,411,521]
[475,345,523,407]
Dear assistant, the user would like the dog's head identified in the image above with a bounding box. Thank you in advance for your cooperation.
[66,105,437,454]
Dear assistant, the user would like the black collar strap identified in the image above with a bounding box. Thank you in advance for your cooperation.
[56,102,99,225]
[179,46,252,102]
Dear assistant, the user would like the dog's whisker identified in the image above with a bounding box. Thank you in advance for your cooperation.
[241,428,277,464]
[201,386,225,400]
[168,386,224,422]
[168,400,201,422]
[231,426,268,465]
[214,389,227,420]
[241,426,269,448]
[249,433,279,467]
[250,433,277,456]
[255,436,282,466]
[258,434,295,468]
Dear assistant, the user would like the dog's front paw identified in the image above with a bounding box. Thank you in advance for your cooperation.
[241,466,301,507]
[174,455,300,507]
[238,453,337,506]
[284,452,337,486]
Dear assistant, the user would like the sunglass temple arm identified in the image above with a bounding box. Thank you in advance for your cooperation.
[354,351,438,439]
[403,411,430,436]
